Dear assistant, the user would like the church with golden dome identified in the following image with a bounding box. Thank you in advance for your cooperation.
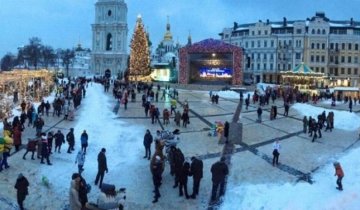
[151,17,183,65]
[150,17,191,82]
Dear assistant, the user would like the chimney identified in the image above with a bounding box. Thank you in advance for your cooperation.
[350,18,354,26]
[266,19,270,25]
[283,17,287,26]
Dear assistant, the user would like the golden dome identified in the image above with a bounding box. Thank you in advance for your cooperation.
[163,16,173,41]
[164,31,173,41]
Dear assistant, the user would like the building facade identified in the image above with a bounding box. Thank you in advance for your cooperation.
[91,0,128,77]
[70,44,92,77]
[220,12,360,87]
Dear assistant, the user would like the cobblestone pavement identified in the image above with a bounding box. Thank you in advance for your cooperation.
[1,86,359,210]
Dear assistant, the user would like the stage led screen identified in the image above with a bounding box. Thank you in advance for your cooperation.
[199,67,232,78]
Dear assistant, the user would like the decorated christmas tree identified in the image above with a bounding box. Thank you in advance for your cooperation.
[129,15,150,79]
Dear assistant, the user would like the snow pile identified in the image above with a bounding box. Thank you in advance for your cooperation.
[0,84,146,210]
[221,146,360,210]
[292,103,360,131]
[216,91,254,99]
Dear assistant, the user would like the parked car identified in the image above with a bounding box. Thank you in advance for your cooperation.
[243,78,253,85]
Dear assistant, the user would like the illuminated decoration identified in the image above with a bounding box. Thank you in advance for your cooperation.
[280,62,325,84]
[149,63,177,82]
[0,69,55,119]
[179,39,242,85]
[199,67,232,78]
[0,94,12,120]
[150,66,171,82]
[280,62,325,91]
[129,15,150,81]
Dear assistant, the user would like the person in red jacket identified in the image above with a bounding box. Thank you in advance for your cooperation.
[333,161,344,191]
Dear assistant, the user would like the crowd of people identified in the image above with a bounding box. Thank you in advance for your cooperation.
[1,78,352,209]
[302,111,335,142]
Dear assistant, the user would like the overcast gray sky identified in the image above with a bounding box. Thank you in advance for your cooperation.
[0,0,360,57]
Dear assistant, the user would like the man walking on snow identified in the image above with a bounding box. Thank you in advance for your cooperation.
[66,128,75,154]
[95,148,108,188]
[143,129,153,160]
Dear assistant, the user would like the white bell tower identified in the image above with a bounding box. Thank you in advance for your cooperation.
[91,0,128,77]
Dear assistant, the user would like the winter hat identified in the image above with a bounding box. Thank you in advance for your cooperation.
[18,173,23,179]
[101,148,106,153]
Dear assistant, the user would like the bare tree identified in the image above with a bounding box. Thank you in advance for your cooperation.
[1,53,17,71]
[42,45,56,69]
[23,37,43,69]
[61,49,75,77]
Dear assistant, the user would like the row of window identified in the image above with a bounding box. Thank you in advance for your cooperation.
[329,55,359,64]
[227,28,360,39]
[241,40,359,50]
[249,63,275,71]
[248,52,302,61]
[329,43,359,50]
[329,68,359,75]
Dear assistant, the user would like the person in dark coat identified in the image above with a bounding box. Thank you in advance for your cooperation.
[95,148,108,188]
[143,129,153,160]
[33,117,45,137]
[168,146,177,176]
[273,105,277,119]
[245,97,250,110]
[80,130,88,154]
[66,128,75,153]
[317,120,322,138]
[190,157,203,199]
[47,131,54,154]
[54,130,65,153]
[311,121,318,142]
[14,173,29,210]
[22,138,37,160]
[284,102,290,116]
[223,121,230,143]
[40,133,52,165]
[27,106,34,127]
[144,101,150,117]
[257,107,262,123]
[20,111,27,129]
[173,148,185,189]
[210,157,229,201]
[13,124,22,152]
[45,101,51,116]
[21,101,26,112]
[181,111,189,128]
[302,116,308,133]
[349,98,353,112]
[152,156,163,203]
[179,162,191,199]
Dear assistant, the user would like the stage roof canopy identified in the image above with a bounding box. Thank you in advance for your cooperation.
[182,38,241,53]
